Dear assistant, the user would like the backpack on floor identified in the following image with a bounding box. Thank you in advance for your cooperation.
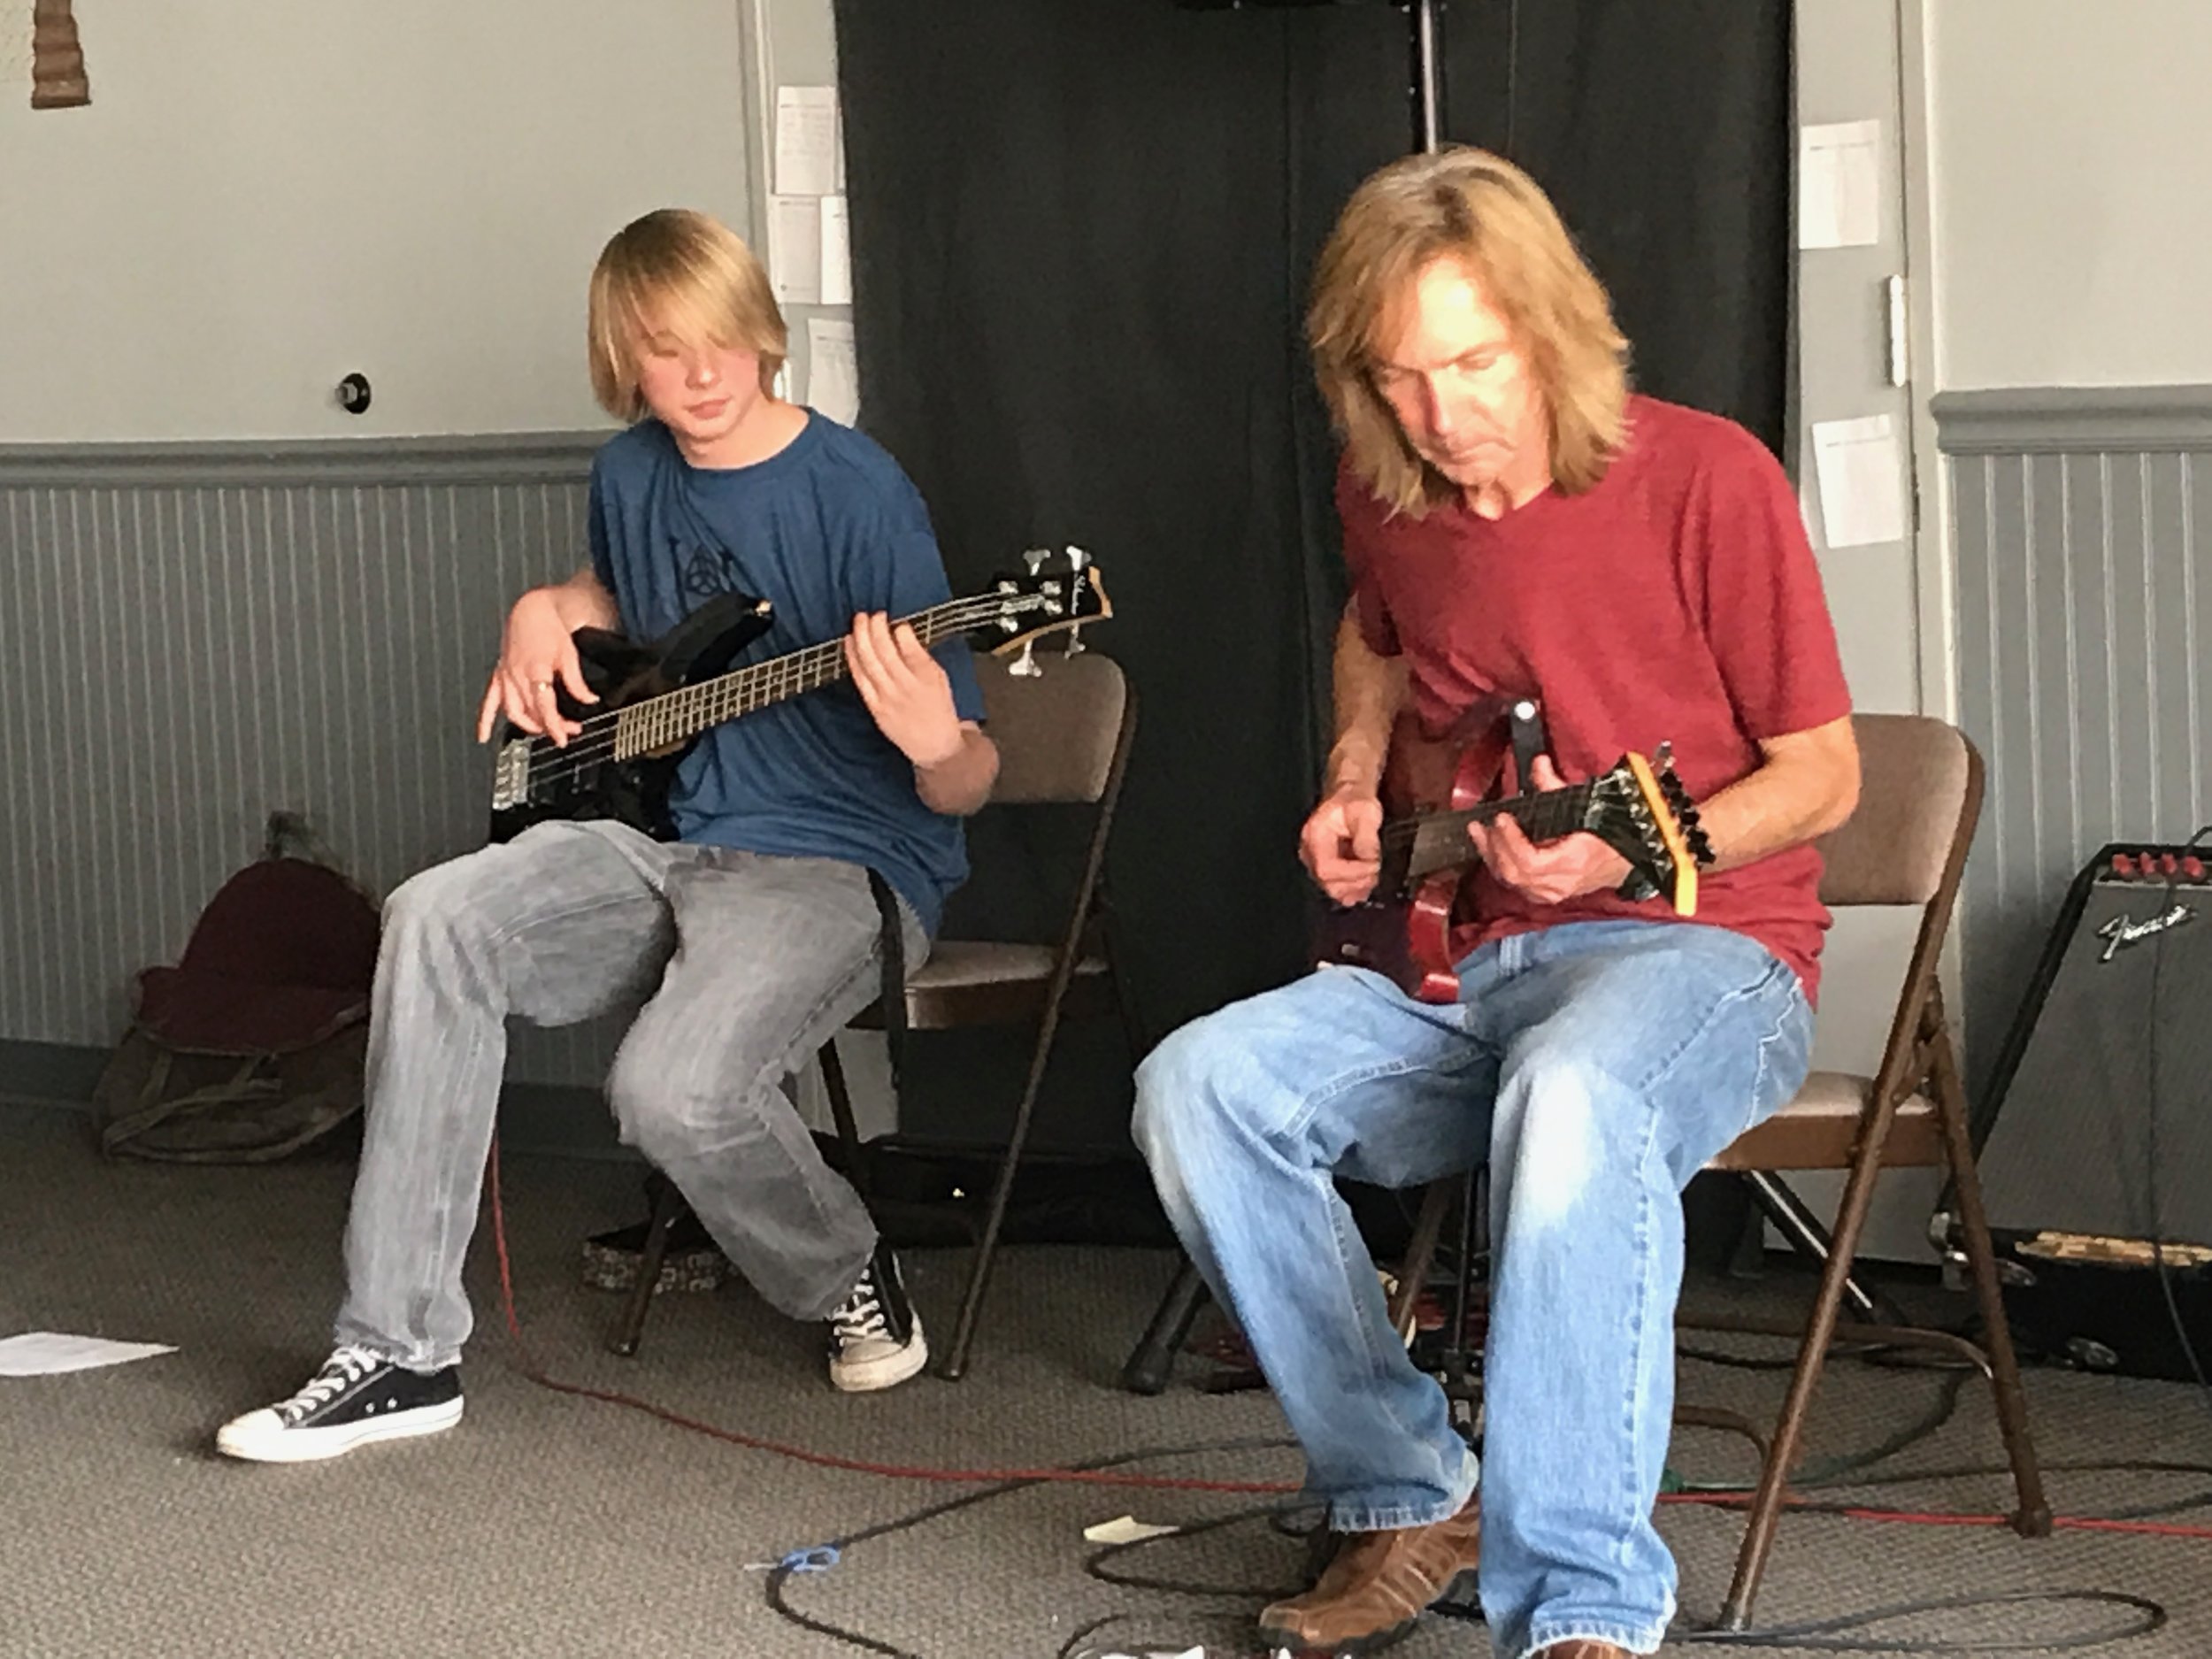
[92,815,381,1164]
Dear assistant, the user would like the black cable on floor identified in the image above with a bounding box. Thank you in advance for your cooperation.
[1674,1363,1971,1493]
[1079,1500,1307,1600]
[1670,1586,2167,1652]
[760,1434,1297,1659]
[1791,1457,2212,1521]
[2142,830,2212,1407]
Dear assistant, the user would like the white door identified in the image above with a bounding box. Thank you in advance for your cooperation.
[1789,0,1942,1261]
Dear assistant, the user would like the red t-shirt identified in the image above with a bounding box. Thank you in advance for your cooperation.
[1339,396,1854,1002]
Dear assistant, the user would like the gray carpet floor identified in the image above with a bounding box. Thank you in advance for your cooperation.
[4,1098,2211,1659]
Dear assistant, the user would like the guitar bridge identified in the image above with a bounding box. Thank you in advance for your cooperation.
[490,738,534,810]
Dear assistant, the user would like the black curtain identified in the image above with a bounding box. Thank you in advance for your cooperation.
[833,0,1787,1149]
[1445,0,1792,455]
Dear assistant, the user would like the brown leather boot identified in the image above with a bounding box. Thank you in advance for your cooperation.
[1535,1643,1629,1658]
[1256,1494,1480,1654]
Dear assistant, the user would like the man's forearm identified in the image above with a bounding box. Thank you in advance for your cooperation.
[1323,607,1407,797]
[1686,717,1860,874]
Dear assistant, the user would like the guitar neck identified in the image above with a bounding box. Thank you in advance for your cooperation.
[1401,781,1597,882]
[612,596,985,758]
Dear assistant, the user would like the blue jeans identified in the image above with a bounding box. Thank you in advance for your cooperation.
[1133,919,1812,1659]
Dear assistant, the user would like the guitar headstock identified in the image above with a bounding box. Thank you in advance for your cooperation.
[1586,745,1714,915]
[977,547,1111,672]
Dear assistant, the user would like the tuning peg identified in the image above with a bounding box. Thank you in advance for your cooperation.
[1024,547,1048,574]
[1655,741,1675,769]
[1008,639,1042,677]
[1065,624,1087,655]
[1065,544,1089,569]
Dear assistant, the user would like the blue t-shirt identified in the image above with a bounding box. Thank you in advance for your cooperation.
[587,412,986,936]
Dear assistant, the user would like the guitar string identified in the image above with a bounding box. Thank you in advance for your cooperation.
[1375,773,1697,894]
[508,596,1043,788]
[518,597,1019,780]
[1376,785,1597,850]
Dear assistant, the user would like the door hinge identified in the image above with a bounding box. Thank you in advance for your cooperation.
[1885,273,1909,389]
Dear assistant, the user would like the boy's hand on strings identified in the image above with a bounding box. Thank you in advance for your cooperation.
[845,612,963,768]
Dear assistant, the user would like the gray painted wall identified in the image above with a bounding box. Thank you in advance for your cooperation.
[1924,2,2212,390]
[0,438,624,1096]
[1936,388,2212,1087]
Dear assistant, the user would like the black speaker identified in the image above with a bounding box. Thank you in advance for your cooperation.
[1966,842,2212,1379]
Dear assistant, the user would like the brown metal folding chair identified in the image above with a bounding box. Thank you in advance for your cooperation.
[608,649,1141,1382]
[1682,712,2049,1625]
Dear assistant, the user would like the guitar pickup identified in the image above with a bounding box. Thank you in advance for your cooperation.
[490,739,533,811]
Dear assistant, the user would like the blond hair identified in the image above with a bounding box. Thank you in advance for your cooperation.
[1308,147,1630,516]
[586,209,787,421]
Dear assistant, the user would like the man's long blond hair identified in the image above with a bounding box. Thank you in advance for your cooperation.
[587,209,787,421]
[1308,147,1631,516]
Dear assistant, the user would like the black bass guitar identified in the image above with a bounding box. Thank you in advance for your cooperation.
[486,547,1109,843]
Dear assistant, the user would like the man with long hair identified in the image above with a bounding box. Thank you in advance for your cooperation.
[217,209,998,1462]
[1134,149,1859,1658]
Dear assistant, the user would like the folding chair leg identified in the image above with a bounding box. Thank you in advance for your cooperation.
[1932,1037,2051,1536]
[1388,1176,1459,1337]
[937,1055,1054,1381]
[1743,1171,1908,1325]
[1121,1256,1210,1394]
[1102,911,1150,1066]
[1718,1110,1895,1631]
[608,1178,686,1358]
[818,1040,872,1203]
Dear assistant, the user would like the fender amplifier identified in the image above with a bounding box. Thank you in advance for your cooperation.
[1962,842,2212,1379]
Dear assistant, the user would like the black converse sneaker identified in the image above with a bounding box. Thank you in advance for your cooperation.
[827,1250,927,1392]
[215,1345,464,1463]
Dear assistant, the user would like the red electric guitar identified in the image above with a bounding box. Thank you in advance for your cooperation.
[1315,696,1712,1002]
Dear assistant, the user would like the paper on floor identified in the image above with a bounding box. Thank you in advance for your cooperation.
[1081,1514,1182,1544]
[0,1332,176,1377]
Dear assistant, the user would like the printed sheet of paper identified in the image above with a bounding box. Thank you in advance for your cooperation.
[819,196,852,307]
[1810,414,1908,549]
[0,1332,176,1377]
[807,317,859,426]
[1797,119,1881,250]
[775,85,841,196]
[769,196,822,304]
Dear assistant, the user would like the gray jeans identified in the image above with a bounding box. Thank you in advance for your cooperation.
[333,818,926,1371]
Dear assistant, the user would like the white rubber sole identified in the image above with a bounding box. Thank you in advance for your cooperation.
[829,1316,929,1393]
[215,1395,465,1463]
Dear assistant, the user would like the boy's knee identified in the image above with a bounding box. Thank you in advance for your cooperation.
[381,858,513,966]
[383,862,468,936]
[607,1054,696,1162]
[607,1018,782,1160]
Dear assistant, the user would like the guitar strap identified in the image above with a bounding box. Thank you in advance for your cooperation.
[1508,697,1548,795]
[866,869,908,1087]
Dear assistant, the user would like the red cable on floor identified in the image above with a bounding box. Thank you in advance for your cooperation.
[1659,1491,2212,1541]
[486,1141,2212,1535]
[486,1141,1294,1495]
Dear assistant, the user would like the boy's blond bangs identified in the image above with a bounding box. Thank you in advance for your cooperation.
[587,210,788,422]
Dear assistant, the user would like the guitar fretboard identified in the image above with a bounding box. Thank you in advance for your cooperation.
[609,596,1007,761]
[1398,782,1599,883]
